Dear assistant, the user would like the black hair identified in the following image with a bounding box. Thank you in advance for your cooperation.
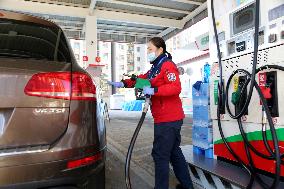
[149,37,172,60]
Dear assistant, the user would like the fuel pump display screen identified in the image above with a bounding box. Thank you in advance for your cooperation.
[232,3,256,35]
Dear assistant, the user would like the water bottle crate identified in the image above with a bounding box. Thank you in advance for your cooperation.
[193,146,213,159]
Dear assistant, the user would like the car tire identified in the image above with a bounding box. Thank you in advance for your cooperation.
[80,166,105,189]
[47,187,78,189]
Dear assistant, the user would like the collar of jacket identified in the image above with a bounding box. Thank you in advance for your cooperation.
[150,53,167,65]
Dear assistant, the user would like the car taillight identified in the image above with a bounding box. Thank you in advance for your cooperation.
[71,72,96,100]
[67,153,102,169]
[24,72,71,100]
[24,72,96,100]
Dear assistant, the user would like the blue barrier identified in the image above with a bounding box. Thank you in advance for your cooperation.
[122,100,144,111]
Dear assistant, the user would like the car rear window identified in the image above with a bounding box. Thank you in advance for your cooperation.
[0,18,71,63]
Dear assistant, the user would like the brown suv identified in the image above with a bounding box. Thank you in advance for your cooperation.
[0,10,106,189]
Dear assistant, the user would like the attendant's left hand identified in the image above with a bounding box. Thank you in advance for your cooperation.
[142,86,155,95]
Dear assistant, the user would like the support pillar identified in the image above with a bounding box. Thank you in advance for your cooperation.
[85,15,97,67]
[111,42,117,94]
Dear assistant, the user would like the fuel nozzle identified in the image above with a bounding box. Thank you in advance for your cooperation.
[123,73,137,81]
[231,88,241,106]
[260,84,272,99]
[134,78,151,100]
[231,76,249,116]
[259,72,273,99]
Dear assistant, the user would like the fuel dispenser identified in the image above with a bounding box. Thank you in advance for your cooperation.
[209,0,284,188]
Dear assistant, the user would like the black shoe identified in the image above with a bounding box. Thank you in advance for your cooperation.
[176,184,194,189]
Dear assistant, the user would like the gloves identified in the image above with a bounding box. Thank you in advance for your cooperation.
[143,86,155,95]
[107,81,124,88]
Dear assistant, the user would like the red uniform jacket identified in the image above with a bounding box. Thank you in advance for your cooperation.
[123,57,185,124]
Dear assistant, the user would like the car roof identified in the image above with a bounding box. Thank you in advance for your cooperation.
[0,10,60,29]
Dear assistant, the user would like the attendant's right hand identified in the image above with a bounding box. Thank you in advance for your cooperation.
[107,81,124,88]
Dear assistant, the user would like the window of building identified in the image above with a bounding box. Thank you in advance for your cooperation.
[119,55,125,61]
[137,57,141,62]
[103,42,109,48]
[119,44,124,50]
[103,53,108,60]
[136,47,140,52]
[127,65,134,72]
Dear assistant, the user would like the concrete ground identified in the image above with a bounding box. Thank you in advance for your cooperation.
[105,110,193,189]
[106,150,152,189]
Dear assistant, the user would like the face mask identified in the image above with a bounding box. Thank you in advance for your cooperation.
[147,52,157,62]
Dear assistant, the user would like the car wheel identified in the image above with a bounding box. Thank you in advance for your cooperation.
[47,187,78,189]
[80,166,105,189]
